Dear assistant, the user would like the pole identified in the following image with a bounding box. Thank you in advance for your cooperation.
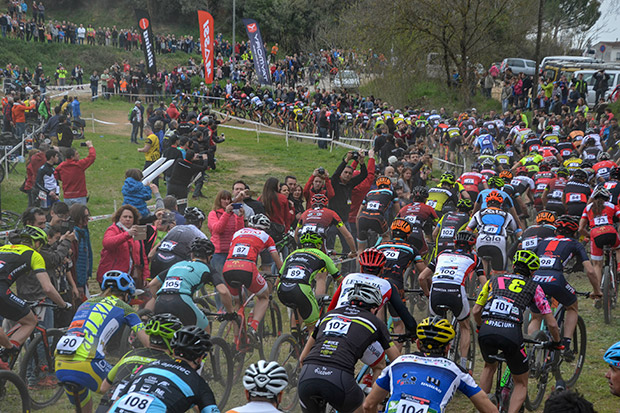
[92,113,95,133]
[532,0,545,111]
[232,0,236,63]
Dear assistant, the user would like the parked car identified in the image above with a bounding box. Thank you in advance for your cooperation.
[500,58,537,76]
[572,68,620,106]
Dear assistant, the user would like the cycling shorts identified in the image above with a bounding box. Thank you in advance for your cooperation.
[222,261,267,297]
[429,283,469,321]
[478,324,528,375]
[546,203,566,216]
[298,364,364,413]
[0,285,31,321]
[277,282,320,325]
[154,293,209,330]
[477,244,506,272]
[591,225,620,261]
[566,203,586,218]
[533,271,577,307]
[356,216,388,242]
[408,229,429,256]
[56,357,113,407]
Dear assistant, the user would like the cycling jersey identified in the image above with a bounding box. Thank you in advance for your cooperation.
[582,147,601,163]
[297,206,343,235]
[520,224,556,251]
[375,353,481,413]
[0,244,46,284]
[543,134,560,145]
[458,172,487,198]
[397,202,438,253]
[467,207,519,271]
[581,202,620,228]
[483,121,497,136]
[603,179,620,204]
[510,175,534,196]
[151,225,208,275]
[109,358,218,413]
[545,177,568,212]
[475,134,495,153]
[376,241,423,291]
[225,228,276,263]
[556,141,574,158]
[519,153,543,172]
[539,145,559,160]
[359,188,397,218]
[563,181,591,216]
[279,248,340,284]
[563,157,583,171]
[523,137,542,153]
[434,211,471,256]
[427,187,459,215]
[494,153,511,167]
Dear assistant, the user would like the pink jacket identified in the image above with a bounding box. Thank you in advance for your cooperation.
[208,209,245,254]
[96,223,150,283]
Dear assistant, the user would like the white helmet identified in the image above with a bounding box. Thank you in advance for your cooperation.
[348,282,382,308]
[243,360,288,399]
[248,213,271,231]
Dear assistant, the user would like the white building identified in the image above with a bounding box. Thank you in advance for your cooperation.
[591,41,620,63]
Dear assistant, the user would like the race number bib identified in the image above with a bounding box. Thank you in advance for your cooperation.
[161,278,181,292]
[56,335,84,355]
[551,190,563,198]
[382,249,400,260]
[568,193,583,203]
[522,237,538,249]
[324,316,351,337]
[440,228,455,238]
[490,298,514,315]
[594,216,610,226]
[536,183,547,191]
[232,244,250,257]
[483,224,499,235]
[539,256,556,268]
[118,392,155,413]
[387,395,430,413]
[426,199,438,208]
[464,178,475,185]
[366,201,381,211]
[285,267,306,280]
[436,267,456,280]
[498,157,508,164]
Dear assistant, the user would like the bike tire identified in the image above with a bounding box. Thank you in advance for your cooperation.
[202,337,233,410]
[0,370,32,413]
[18,328,65,409]
[259,300,282,359]
[603,265,612,324]
[555,315,587,387]
[269,333,301,412]
[524,330,550,411]
[217,318,247,383]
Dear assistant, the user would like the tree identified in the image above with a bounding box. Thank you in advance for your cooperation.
[544,0,601,41]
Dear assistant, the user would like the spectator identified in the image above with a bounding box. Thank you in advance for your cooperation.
[166,150,209,213]
[54,141,96,206]
[163,195,185,225]
[129,100,142,144]
[41,106,61,141]
[138,124,161,186]
[69,203,93,300]
[573,73,588,100]
[594,69,611,103]
[258,177,294,271]
[208,190,245,277]
[34,149,60,209]
[56,115,74,153]
[11,95,36,138]
[303,167,335,204]
[22,144,48,206]
[542,390,596,413]
[89,70,99,101]
[121,168,161,222]
[71,95,81,121]
[289,184,304,227]
[96,204,150,288]
[317,107,329,149]
[231,180,262,219]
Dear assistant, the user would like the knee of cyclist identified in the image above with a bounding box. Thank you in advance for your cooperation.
[20,312,37,326]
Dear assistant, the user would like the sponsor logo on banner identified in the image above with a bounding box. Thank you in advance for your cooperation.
[134,9,157,75]
[242,18,271,85]
[197,11,214,84]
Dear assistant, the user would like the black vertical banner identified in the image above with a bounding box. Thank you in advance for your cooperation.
[242,18,271,85]
[135,9,157,75]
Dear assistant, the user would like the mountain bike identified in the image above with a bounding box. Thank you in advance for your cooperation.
[0,370,32,413]
[435,300,477,373]
[602,244,619,324]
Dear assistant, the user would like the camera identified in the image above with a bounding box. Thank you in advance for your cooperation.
[80,142,87,147]
[59,218,75,234]
[317,167,325,175]
[351,151,360,160]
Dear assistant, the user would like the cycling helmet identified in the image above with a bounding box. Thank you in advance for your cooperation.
[21,225,48,245]
[572,169,587,181]
[536,210,556,225]
[538,163,551,172]
[243,360,289,399]
[412,186,429,201]
[487,176,505,189]
[375,176,392,189]
[416,316,455,350]
[440,172,456,186]
[555,215,579,234]
[513,249,540,273]
[311,193,329,207]
[592,186,612,200]
[604,341,620,368]
[456,198,473,212]
[190,237,215,258]
[481,148,494,156]
[348,282,383,309]
[299,226,324,248]
[358,248,387,272]
[486,190,504,206]
[556,167,570,178]
[101,270,136,296]
[145,313,183,351]
[170,325,212,361]
[496,144,506,152]
[481,158,495,168]
[391,218,412,240]
[498,170,513,181]
[597,152,611,162]
[248,213,271,231]
[454,231,475,249]
[515,166,528,176]
[471,162,482,171]
[184,206,206,223]
[611,167,620,180]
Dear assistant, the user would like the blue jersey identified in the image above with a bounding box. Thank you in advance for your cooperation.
[376,353,481,413]
[475,188,514,209]
[475,134,495,153]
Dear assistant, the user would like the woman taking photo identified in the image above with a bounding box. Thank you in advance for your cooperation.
[207,190,245,277]
[97,204,150,289]
[258,177,294,271]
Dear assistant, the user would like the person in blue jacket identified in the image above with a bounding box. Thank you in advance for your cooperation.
[121,168,163,223]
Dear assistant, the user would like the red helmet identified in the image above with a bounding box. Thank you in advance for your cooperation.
[311,194,328,207]
[241,93,247,98]
[359,248,387,269]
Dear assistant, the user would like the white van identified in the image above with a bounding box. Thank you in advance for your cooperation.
[572,69,620,106]
[540,56,600,70]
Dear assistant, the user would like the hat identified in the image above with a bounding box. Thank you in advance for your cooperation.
[135,100,141,105]
[388,156,398,165]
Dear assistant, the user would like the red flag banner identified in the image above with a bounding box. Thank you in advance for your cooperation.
[198,10,214,84]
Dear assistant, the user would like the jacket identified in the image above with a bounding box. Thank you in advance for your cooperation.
[11,101,35,123]
[74,226,93,288]
[259,193,294,231]
[303,173,335,204]
[25,151,46,191]
[122,177,152,218]
[207,208,245,254]
[97,223,149,283]
[54,146,96,198]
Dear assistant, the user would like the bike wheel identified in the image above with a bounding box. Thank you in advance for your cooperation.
[524,330,550,411]
[18,328,65,409]
[555,316,587,387]
[269,334,301,412]
[0,370,32,413]
[603,265,612,324]
[202,337,234,410]
[217,319,246,383]
[263,112,274,126]
[259,300,282,359]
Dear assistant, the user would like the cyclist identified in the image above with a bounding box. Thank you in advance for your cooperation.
[56,271,149,413]
[419,231,485,369]
[356,176,400,251]
[227,360,289,413]
[494,144,512,167]
[150,206,208,275]
[427,172,463,217]
[223,213,283,338]
[376,219,426,343]
[467,191,521,274]
[277,227,341,333]
[519,210,557,252]
[578,186,620,302]
[432,198,474,258]
[148,238,234,330]
[542,166,570,215]
[0,225,71,354]
[593,152,617,184]
[603,166,620,204]
[604,341,620,397]
[458,164,488,201]
[96,313,183,413]
[563,169,591,218]
[473,250,562,413]
[108,325,219,413]
[473,176,522,228]
[533,164,556,211]
[396,186,439,256]
[363,316,497,413]
[298,283,397,413]
[529,215,599,352]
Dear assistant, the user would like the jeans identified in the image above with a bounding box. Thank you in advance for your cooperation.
[91,86,97,100]
[326,222,354,273]
[14,122,26,139]
[130,122,140,142]
[1,25,6,37]
[318,127,328,149]
[64,197,87,206]
[502,98,509,113]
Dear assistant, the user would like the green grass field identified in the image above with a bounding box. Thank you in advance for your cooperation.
[1,99,619,412]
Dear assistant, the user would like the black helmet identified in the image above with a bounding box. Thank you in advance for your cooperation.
[572,169,587,181]
[184,207,206,224]
[190,237,215,258]
[454,231,475,249]
[412,186,429,201]
[611,167,620,180]
[171,325,212,361]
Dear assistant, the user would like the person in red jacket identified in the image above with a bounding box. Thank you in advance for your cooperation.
[54,140,96,206]
[207,189,245,277]
[166,101,180,120]
[348,148,376,240]
[23,146,48,206]
[258,177,294,272]
[302,167,335,205]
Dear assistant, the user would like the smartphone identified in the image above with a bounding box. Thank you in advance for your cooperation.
[232,203,242,210]
[134,225,147,241]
